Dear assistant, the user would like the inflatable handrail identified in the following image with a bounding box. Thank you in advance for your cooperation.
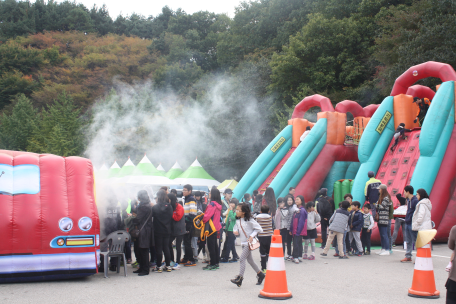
[334,100,378,118]
[291,94,334,119]
[391,61,456,95]
[406,85,435,101]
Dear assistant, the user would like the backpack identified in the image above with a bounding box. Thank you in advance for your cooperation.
[363,213,372,229]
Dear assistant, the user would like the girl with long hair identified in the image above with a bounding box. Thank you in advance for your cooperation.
[151,190,173,272]
[231,203,264,287]
[263,187,277,216]
[377,185,392,256]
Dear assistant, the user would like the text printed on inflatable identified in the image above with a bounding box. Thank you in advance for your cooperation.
[271,137,286,153]
[376,111,392,134]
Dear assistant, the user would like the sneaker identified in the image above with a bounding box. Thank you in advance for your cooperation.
[228,258,238,263]
[401,257,412,263]
[392,244,397,248]
[150,262,156,267]
[165,266,172,272]
[298,257,303,262]
[308,255,315,260]
[347,252,353,256]
[152,266,162,273]
[356,252,363,257]
[286,256,293,261]
[127,259,132,264]
[214,264,220,269]
[389,250,393,254]
[172,264,181,270]
[365,251,371,255]
[202,260,209,264]
[377,249,385,255]
[131,261,139,268]
[333,253,340,257]
[262,269,267,273]
[339,256,349,259]
[302,254,308,260]
[202,265,216,270]
[179,259,188,264]
[184,261,197,267]
[320,253,327,257]
[379,251,390,256]
[220,258,229,263]
[293,258,300,264]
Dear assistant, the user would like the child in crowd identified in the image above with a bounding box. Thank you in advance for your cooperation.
[256,205,273,272]
[390,123,411,152]
[231,203,265,287]
[334,202,348,257]
[221,199,239,263]
[321,200,350,259]
[242,193,253,211]
[289,195,307,264]
[303,201,320,260]
[253,194,262,215]
[361,203,374,255]
[348,201,364,257]
[274,198,288,255]
[284,195,298,260]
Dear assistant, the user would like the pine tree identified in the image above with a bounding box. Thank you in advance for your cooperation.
[27,91,84,156]
[0,94,38,151]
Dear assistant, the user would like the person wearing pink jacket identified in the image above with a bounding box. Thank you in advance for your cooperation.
[202,186,222,270]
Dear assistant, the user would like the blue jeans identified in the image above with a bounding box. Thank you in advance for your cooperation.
[388,220,392,251]
[378,226,389,250]
[404,223,418,258]
[335,230,347,255]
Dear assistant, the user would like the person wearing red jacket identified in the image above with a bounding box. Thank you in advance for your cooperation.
[169,193,185,269]
[202,186,222,270]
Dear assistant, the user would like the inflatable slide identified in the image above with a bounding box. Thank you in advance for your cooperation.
[234,61,456,243]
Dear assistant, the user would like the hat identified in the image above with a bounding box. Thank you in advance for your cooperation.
[377,184,387,190]
[224,189,232,194]
[368,171,375,178]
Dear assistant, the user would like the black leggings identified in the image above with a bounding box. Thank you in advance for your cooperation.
[286,232,293,256]
[280,228,288,255]
[155,234,171,267]
[138,247,150,274]
[207,233,219,266]
[170,235,184,263]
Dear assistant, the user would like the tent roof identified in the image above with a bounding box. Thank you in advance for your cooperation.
[117,158,136,177]
[173,159,220,186]
[130,155,165,177]
[157,164,165,172]
[166,161,184,179]
[217,179,238,191]
[107,161,121,178]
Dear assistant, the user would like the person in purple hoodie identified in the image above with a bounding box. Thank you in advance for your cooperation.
[202,186,222,270]
[289,195,307,264]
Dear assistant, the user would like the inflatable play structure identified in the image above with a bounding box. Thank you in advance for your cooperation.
[234,61,456,243]
[0,150,100,283]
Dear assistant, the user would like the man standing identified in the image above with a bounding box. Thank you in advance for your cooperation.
[288,187,296,198]
[401,185,418,263]
[364,171,381,219]
[181,184,197,267]
[316,188,334,249]
[413,97,431,123]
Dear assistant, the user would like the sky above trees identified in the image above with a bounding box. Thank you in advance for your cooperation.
[55,0,243,17]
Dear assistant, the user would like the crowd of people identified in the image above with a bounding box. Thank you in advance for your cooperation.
[99,175,456,299]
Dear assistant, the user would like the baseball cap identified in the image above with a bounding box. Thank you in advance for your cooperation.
[377,184,387,190]
[224,189,233,194]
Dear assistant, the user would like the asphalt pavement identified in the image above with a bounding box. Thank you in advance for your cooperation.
[1,243,452,304]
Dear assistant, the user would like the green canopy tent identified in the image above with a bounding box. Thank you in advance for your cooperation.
[127,155,173,185]
[166,162,184,179]
[157,164,166,173]
[107,161,121,179]
[173,159,220,188]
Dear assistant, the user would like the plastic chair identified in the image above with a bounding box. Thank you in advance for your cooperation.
[100,230,131,278]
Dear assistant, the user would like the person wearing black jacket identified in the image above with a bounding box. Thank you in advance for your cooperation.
[133,190,153,276]
[100,191,122,272]
[316,188,335,248]
[152,190,173,272]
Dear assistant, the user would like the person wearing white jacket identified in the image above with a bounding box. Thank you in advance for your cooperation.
[412,188,433,232]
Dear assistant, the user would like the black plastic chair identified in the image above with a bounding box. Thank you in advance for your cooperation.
[100,230,130,278]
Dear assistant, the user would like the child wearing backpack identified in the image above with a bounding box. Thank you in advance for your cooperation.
[303,201,320,260]
[361,203,374,255]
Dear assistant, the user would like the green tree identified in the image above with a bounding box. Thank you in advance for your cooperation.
[0,94,39,150]
[28,92,84,156]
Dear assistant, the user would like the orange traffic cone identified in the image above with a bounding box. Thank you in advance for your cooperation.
[408,230,440,299]
[259,230,292,300]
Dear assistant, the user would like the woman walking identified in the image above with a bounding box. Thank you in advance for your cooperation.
[377,184,392,256]
[231,203,265,287]
[133,190,154,276]
[152,190,173,272]
[202,186,222,270]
